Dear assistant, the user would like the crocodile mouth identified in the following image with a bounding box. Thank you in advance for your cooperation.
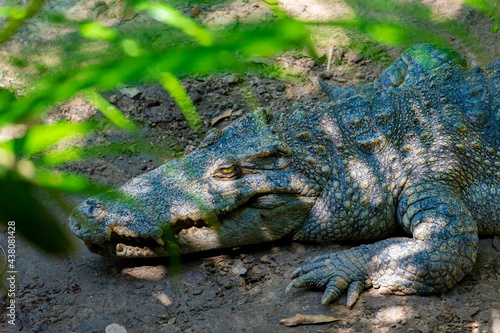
[86,218,213,257]
[79,193,309,257]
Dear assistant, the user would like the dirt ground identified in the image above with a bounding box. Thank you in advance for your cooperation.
[1,1,500,332]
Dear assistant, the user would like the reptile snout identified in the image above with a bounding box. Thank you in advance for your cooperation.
[79,198,105,219]
[69,198,107,240]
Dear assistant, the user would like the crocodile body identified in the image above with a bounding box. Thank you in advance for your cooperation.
[70,44,500,306]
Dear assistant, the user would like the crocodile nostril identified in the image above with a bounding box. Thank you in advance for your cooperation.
[81,199,104,219]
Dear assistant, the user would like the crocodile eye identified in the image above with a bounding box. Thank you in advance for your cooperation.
[220,166,234,174]
[214,163,240,180]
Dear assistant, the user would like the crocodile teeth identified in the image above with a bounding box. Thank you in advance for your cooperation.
[154,236,165,247]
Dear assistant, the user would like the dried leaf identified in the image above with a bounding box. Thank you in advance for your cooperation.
[280,313,346,326]
[118,0,138,21]
[191,5,201,18]
[211,109,232,126]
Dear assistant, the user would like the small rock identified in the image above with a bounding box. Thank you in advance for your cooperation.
[192,288,203,295]
[105,323,127,333]
[242,256,253,264]
[118,86,141,99]
[249,265,266,280]
[109,95,119,104]
[232,259,247,276]
[117,96,135,113]
[276,83,286,92]
[145,96,160,107]
[260,254,273,264]
[224,74,240,84]
[344,51,363,63]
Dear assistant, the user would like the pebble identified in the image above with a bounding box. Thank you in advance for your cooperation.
[232,259,247,276]
[105,323,128,333]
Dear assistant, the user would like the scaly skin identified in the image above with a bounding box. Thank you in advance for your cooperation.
[70,44,500,306]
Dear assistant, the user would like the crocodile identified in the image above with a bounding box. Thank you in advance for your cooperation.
[70,44,500,306]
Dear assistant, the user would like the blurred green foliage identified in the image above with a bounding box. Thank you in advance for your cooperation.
[0,0,310,256]
[305,0,499,64]
[0,0,498,258]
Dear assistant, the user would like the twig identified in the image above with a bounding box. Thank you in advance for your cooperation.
[326,46,334,72]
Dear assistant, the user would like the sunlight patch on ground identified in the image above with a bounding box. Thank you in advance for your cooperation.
[278,0,355,21]
[375,305,411,324]
[411,0,464,20]
[491,308,500,333]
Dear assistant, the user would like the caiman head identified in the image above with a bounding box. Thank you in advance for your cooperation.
[69,108,318,257]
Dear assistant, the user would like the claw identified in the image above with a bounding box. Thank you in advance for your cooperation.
[346,281,364,308]
[290,267,302,279]
[321,277,348,305]
[290,260,330,279]
[285,281,295,294]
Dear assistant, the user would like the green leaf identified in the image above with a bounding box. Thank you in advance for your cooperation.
[82,89,137,133]
[120,39,143,57]
[0,176,74,255]
[134,1,213,46]
[366,23,406,45]
[33,168,100,193]
[160,72,203,132]
[0,6,27,19]
[42,139,181,166]
[79,22,118,41]
[0,20,310,126]
[494,23,499,33]
[21,121,94,155]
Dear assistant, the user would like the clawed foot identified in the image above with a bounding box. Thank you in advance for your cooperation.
[286,250,370,307]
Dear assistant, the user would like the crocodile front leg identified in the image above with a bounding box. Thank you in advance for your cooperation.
[287,182,479,306]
